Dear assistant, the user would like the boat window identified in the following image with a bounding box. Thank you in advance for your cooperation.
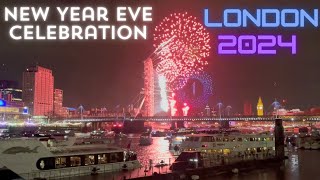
[211,137,215,142]
[230,138,236,142]
[109,153,119,163]
[216,137,222,142]
[223,149,230,155]
[98,154,108,164]
[223,138,229,142]
[201,136,211,142]
[118,152,124,162]
[70,156,81,167]
[250,138,254,141]
[85,155,95,165]
[37,157,55,170]
[55,157,67,168]
[237,138,242,141]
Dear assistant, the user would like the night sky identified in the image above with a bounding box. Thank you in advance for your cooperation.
[0,0,320,113]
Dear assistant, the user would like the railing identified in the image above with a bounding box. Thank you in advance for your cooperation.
[61,115,320,123]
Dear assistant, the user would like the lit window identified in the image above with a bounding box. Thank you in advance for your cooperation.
[85,155,95,165]
[70,156,81,167]
[98,154,107,164]
[55,157,67,168]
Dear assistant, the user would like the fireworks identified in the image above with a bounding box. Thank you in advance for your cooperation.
[169,93,178,116]
[153,12,211,90]
[158,75,169,112]
[177,72,213,109]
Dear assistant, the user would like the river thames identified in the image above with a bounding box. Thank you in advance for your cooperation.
[71,135,320,180]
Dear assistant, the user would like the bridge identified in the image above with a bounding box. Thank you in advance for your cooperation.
[61,115,320,123]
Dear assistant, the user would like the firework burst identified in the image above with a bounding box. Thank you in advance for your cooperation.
[153,12,211,90]
[177,72,213,109]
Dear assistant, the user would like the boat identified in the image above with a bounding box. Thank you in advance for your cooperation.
[171,132,276,171]
[296,135,320,150]
[115,132,128,140]
[169,136,185,155]
[151,131,167,137]
[0,129,9,139]
[168,129,241,155]
[154,160,168,167]
[311,142,320,150]
[0,139,141,179]
[139,132,153,146]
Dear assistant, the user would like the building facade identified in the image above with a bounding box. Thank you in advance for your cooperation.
[53,89,68,117]
[23,66,54,116]
[243,101,253,116]
[143,58,155,116]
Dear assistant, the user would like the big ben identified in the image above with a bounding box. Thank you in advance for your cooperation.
[257,97,264,116]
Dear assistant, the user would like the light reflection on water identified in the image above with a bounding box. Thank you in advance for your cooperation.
[116,136,175,166]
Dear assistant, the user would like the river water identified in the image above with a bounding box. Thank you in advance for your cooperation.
[78,135,320,180]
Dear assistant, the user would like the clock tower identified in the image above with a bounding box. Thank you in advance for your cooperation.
[257,97,264,116]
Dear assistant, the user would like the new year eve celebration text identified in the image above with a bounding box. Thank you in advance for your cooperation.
[4,7,152,40]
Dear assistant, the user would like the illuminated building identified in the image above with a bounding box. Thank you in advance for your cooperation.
[23,66,54,116]
[144,58,155,116]
[257,97,264,116]
[243,101,253,116]
[53,89,68,117]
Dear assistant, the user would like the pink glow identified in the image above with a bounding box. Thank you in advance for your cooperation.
[169,93,177,116]
[182,103,190,116]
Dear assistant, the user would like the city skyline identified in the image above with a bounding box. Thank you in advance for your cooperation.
[1,0,320,112]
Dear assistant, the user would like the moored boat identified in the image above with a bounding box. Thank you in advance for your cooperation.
[0,139,141,179]
[171,132,276,171]
[139,132,153,146]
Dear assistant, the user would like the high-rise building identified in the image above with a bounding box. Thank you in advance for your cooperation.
[243,101,253,116]
[23,66,54,116]
[257,97,264,116]
[143,58,154,116]
[53,89,68,117]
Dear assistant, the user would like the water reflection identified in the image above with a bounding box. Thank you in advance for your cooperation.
[116,136,174,166]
